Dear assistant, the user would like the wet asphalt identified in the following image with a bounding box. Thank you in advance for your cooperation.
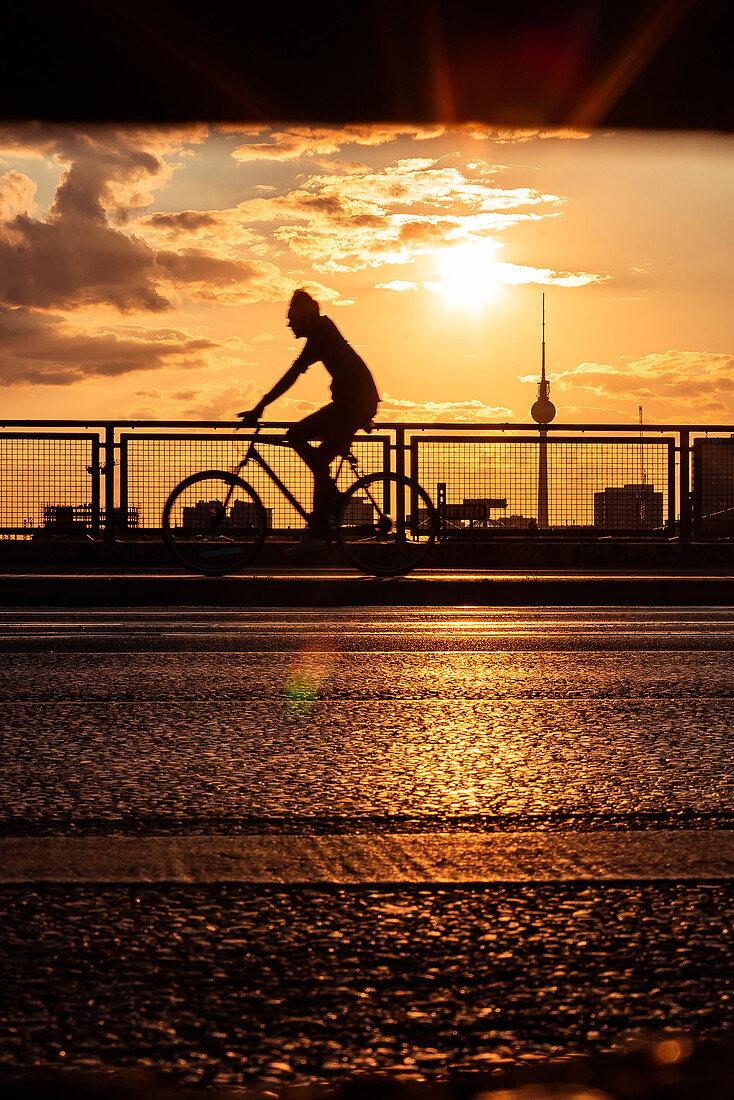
[2,606,734,1088]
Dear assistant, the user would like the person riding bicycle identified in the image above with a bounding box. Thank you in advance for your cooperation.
[239,289,380,551]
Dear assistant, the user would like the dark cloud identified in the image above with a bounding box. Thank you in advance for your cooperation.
[0,210,168,313]
[146,211,219,231]
[156,248,259,285]
[0,125,290,312]
[0,129,175,312]
[0,306,218,386]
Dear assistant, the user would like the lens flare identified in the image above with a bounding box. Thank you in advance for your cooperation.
[284,668,321,716]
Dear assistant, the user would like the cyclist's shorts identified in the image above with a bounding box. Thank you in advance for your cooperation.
[290,397,379,456]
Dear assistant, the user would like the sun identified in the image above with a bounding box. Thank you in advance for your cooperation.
[435,241,504,312]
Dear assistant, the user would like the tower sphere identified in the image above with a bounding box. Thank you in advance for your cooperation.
[531,394,556,424]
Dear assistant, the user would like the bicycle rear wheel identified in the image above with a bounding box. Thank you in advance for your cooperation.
[335,472,437,576]
[162,470,266,575]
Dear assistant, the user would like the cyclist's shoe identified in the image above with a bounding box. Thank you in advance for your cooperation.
[286,531,329,555]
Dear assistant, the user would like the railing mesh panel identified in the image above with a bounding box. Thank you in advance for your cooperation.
[0,435,98,539]
[123,434,387,531]
[413,436,672,531]
[694,437,734,534]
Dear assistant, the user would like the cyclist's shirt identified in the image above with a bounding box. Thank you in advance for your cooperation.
[292,316,379,408]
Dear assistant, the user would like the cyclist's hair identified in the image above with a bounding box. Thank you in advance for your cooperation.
[289,288,320,318]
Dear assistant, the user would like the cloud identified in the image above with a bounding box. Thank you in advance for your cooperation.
[0,210,168,313]
[253,331,288,344]
[0,123,207,168]
[225,124,589,162]
[459,125,591,144]
[139,146,596,292]
[0,128,182,312]
[548,349,734,419]
[0,171,36,219]
[137,152,594,295]
[227,125,445,162]
[216,158,566,274]
[0,125,296,311]
[128,381,259,421]
[0,306,219,386]
[377,394,515,422]
[145,210,220,233]
[155,247,291,303]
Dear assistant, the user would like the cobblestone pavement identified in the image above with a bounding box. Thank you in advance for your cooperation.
[2,607,734,1089]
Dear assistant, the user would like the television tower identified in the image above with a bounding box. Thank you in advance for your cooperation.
[531,294,556,529]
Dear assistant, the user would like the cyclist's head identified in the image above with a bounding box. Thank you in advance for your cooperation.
[287,289,320,336]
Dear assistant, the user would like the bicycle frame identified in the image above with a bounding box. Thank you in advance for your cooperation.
[229,428,386,526]
[162,426,435,574]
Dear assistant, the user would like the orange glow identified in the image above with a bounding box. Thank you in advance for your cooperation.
[0,124,731,426]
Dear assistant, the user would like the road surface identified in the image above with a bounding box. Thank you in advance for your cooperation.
[2,607,734,1089]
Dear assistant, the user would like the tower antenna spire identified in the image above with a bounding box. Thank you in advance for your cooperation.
[541,292,546,382]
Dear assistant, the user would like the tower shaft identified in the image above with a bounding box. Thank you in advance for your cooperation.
[538,428,549,529]
[531,293,555,529]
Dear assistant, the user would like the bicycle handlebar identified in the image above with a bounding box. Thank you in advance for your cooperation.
[236,419,262,435]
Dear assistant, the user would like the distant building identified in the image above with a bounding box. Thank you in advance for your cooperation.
[42,503,139,531]
[181,499,223,530]
[181,497,272,530]
[436,488,508,530]
[229,498,272,529]
[694,437,734,534]
[43,505,78,531]
[496,514,537,529]
[340,495,374,524]
[594,484,663,530]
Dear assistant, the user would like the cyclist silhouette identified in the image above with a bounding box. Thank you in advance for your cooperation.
[239,289,380,551]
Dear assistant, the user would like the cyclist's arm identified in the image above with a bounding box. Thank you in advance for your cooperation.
[244,359,308,419]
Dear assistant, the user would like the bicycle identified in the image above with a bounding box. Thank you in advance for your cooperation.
[161,424,438,577]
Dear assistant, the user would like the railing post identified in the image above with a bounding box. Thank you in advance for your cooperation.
[679,429,691,543]
[395,425,406,537]
[90,437,101,538]
[667,438,676,538]
[103,423,116,542]
[119,434,129,536]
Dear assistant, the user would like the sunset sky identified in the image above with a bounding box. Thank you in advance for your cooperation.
[0,122,731,425]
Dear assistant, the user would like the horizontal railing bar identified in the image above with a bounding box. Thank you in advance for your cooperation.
[417,434,677,445]
[1,420,734,432]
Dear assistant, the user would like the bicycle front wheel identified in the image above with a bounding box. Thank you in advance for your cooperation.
[335,472,438,576]
[162,470,266,575]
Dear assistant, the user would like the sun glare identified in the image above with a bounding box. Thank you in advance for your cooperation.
[435,241,504,312]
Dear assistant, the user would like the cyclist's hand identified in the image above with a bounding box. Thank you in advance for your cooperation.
[237,409,261,428]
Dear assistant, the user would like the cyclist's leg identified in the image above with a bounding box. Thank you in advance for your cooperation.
[285,406,341,535]
[309,399,378,535]
[309,439,343,537]
[286,401,376,537]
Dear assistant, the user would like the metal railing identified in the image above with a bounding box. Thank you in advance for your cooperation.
[1,419,733,542]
